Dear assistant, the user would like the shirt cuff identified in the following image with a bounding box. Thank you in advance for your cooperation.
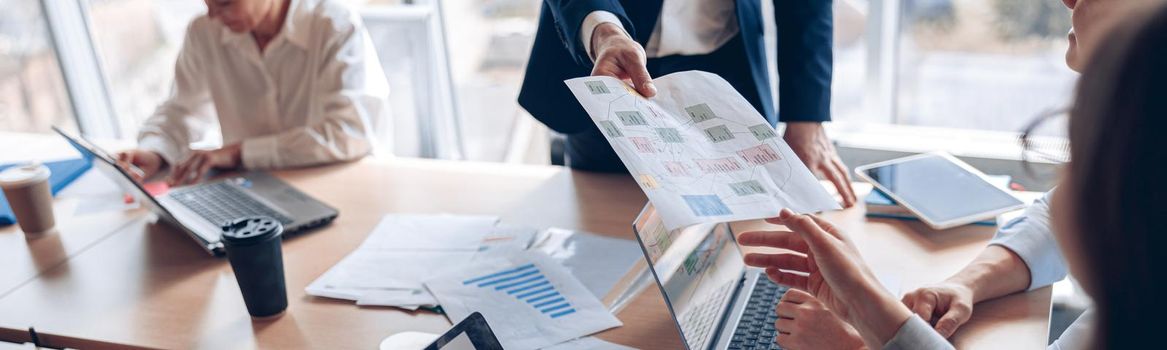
[883,315,954,350]
[241,136,279,169]
[137,134,183,167]
[581,11,629,62]
[987,192,1067,291]
[990,236,1067,291]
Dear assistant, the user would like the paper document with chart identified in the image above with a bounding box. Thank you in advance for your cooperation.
[565,71,840,230]
[424,251,622,349]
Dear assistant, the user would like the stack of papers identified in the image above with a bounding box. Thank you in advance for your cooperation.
[306,215,640,310]
[306,214,501,309]
[307,214,645,348]
[424,251,623,349]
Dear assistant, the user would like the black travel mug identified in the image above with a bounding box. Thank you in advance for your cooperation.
[221,216,288,318]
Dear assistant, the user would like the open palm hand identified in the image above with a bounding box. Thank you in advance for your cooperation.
[740,209,913,347]
[740,212,864,319]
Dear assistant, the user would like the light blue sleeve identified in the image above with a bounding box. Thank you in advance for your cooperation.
[1049,308,1095,350]
[988,190,1068,291]
[883,315,955,350]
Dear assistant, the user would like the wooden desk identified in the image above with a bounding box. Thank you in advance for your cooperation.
[0,134,147,298]
[733,187,1052,349]
[0,138,1050,349]
[0,158,683,349]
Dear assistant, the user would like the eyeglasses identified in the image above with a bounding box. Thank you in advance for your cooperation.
[1019,107,1071,175]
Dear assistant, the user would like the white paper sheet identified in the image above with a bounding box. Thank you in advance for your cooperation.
[328,251,472,290]
[425,251,622,350]
[355,288,438,309]
[305,214,498,309]
[565,71,840,230]
[360,214,499,251]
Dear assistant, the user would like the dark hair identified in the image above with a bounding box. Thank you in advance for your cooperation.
[1067,3,1167,349]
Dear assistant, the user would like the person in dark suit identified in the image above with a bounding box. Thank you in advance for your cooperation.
[518,0,857,207]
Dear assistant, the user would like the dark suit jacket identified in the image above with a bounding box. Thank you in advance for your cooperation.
[518,0,833,170]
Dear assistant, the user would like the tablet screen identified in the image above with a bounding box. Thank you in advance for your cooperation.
[862,155,1023,225]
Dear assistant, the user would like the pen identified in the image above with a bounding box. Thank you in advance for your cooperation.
[116,159,146,180]
[127,164,146,180]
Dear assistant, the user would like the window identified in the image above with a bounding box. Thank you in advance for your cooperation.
[826,0,1073,160]
[364,0,547,162]
[13,0,1073,163]
[85,0,204,138]
[832,0,1075,130]
[0,0,78,134]
[439,0,544,163]
[893,0,1074,132]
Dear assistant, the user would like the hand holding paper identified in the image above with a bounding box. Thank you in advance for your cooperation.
[565,71,840,230]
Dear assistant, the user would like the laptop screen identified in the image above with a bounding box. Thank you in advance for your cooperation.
[52,127,180,223]
[632,203,747,350]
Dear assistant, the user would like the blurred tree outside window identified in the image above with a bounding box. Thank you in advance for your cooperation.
[0,0,78,134]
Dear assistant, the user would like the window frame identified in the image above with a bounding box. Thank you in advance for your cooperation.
[41,0,120,139]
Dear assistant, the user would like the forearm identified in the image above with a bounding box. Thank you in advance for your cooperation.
[850,281,915,349]
[240,107,374,169]
[138,106,213,166]
[945,245,1031,303]
[241,125,372,169]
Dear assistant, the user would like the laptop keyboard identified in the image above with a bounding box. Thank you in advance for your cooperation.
[680,279,737,350]
[727,277,789,350]
[169,181,293,227]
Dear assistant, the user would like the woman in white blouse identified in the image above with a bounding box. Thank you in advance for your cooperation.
[116,0,389,185]
[741,1,1167,349]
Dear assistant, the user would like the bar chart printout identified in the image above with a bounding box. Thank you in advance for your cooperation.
[460,263,576,318]
[425,251,622,349]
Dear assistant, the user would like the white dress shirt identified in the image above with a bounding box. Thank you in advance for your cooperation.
[138,0,390,170]
[580,0,739,59]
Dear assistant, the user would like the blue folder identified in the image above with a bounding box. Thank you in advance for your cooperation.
[0,158,93,226]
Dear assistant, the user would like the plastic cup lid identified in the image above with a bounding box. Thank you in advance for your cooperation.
[0,163,51,189]
[220,216,283,245]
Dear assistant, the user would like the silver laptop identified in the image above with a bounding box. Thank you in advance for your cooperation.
[54,127,338,256]
[632,203,788,350]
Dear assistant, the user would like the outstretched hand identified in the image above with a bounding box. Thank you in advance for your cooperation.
[740,209,913,348]
[740,210,869,318]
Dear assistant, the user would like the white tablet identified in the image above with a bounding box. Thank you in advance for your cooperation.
[854,152,1025,230]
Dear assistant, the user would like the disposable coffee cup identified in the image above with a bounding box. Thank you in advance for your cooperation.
[221,216,288,318]
[0,163,55,234]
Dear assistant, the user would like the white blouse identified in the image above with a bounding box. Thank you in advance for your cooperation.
[137,0,390,169]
